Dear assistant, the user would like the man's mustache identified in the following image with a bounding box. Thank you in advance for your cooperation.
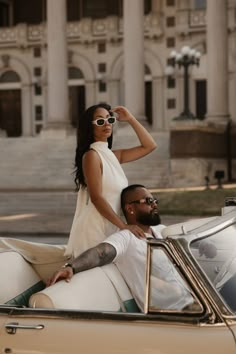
[151,208,159,214]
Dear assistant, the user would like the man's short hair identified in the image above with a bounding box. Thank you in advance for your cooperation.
[121,184,145,216]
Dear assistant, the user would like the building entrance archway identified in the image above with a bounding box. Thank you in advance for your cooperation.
[0,70,22,137]
[69,86,86,128]
[0,90,22,137]
[68,66,86,127]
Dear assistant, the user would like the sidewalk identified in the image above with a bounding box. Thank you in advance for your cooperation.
[0,212,73,236]
[0,212,195,241]
[4,182,236,238]
[0,190,76,237]
[0,208,195,238]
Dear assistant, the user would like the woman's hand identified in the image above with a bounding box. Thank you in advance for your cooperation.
[122,224,146,239]
[111,106,135,123]
[46,267,73,287]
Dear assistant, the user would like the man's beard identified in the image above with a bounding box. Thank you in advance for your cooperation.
[137,210,161,226]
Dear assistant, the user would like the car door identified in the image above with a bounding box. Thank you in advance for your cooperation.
[1,239,236,354]
[1,305,236,354]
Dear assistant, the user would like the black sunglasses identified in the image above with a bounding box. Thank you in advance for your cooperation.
[129,197,158,206]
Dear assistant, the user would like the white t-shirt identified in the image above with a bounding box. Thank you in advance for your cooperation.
[104,225,193,312]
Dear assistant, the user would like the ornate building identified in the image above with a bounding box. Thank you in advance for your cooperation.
[0,0,235,189]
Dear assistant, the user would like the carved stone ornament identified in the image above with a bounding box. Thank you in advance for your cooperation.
[1,54,10,68]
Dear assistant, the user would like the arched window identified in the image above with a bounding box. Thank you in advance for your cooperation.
[145,64,151,75]
[68,67,84,80]
[0,70,20,83]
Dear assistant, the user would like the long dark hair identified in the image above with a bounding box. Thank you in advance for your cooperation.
[74,103,113,190]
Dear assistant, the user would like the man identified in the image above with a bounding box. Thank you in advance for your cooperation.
[47,184,194,312]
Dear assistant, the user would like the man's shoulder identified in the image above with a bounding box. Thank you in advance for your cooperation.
[152,224,166,231]
[104,229,132,243]
[151,224,166,238]
[103,228,134,260]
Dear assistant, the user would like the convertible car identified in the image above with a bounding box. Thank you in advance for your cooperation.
[0,198,236,353]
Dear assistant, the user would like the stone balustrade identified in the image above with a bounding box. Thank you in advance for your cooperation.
[177,6,235,35]
[0,13,164,48]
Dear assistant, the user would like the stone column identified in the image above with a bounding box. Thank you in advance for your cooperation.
[206,0,229,123]
[21,84,33,136]
[108,79,120,108]
[85,80,96,108]
[46,0,69,131]
[152,77,165,130]
[123,0,145,119]
[151,0,162,12]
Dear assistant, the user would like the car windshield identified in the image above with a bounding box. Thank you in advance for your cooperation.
[190,222,236,314]
[148,247,202,313]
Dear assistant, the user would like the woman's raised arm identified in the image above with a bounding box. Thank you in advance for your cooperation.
[112,106,157,163]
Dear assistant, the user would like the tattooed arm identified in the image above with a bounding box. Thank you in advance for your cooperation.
[73,243,116,273]
[47,243,117,286]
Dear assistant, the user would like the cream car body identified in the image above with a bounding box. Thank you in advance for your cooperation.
[0,203,236,353]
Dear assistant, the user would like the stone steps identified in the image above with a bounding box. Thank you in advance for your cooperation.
[0,131,171,190]
[123,160,171,188]
[0,137,76,189]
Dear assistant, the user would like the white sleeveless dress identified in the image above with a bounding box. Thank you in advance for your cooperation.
[65,141,128,258]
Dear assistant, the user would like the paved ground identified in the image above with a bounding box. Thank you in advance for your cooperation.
[5,184,233,244]
[0,212,193,236]
[0,214,194,244]
[0,190,196,244]
[1,183,235,243]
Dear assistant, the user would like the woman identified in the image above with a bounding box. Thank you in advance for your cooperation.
[65,104,157,258]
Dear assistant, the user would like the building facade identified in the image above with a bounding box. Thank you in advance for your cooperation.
[0,0,235,189]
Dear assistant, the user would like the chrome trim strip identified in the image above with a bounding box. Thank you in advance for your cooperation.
[144,242,152,314]
[5,322,44,334]
[161,211,236,243]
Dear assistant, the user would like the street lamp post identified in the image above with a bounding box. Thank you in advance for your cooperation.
[168,46,201,120]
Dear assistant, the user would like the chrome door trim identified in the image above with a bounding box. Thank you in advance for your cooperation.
[5,322,44,334]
